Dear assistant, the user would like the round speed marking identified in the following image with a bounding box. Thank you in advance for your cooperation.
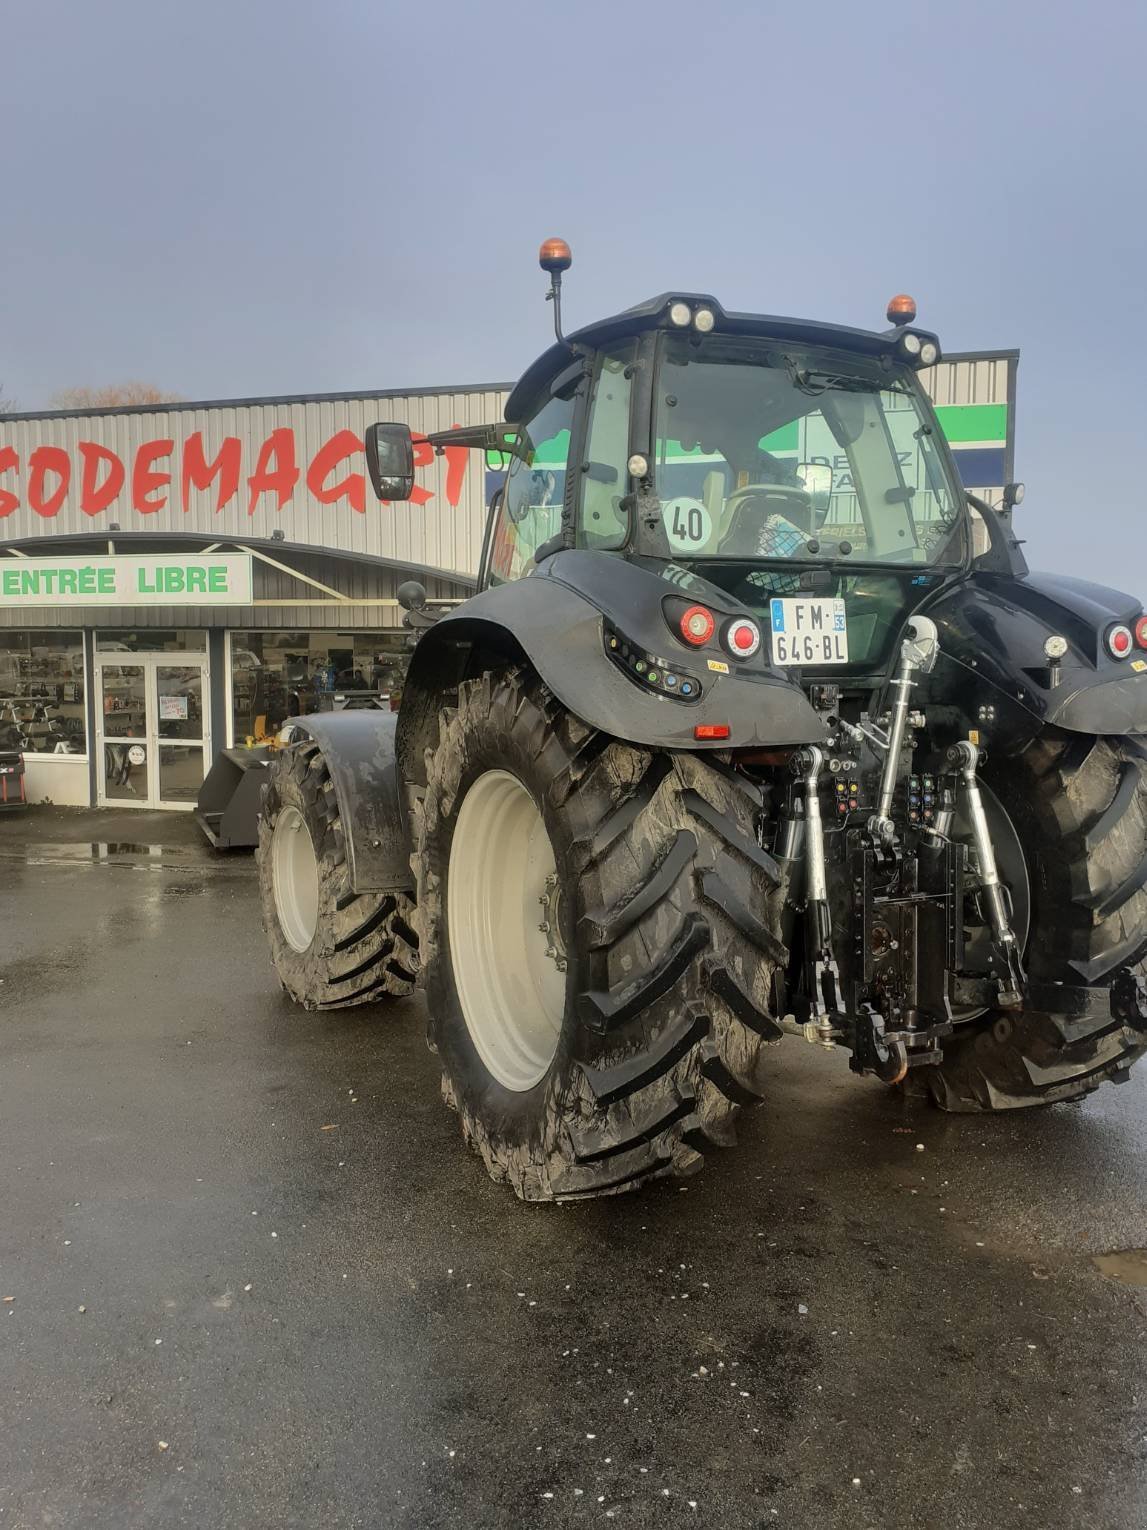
[662,497,713,551]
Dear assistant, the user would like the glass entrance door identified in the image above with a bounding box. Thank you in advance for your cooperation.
[155,663,208,805]
[98,663,151,804]
[95,654,212,810]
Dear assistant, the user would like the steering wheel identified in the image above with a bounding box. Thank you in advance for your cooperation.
[718,483,816,555]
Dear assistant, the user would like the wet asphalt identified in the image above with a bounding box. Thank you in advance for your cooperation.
[2,809,1147,1530]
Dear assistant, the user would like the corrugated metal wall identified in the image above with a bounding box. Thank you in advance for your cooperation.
[920,356,1010,411]
[0,387,509,581]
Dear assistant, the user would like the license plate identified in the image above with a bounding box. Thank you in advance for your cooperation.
[770,598,849,665]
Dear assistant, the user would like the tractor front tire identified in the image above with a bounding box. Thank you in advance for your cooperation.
[258,737,419,1010]
[922,733,1147,1111]
[412,668,788,1201]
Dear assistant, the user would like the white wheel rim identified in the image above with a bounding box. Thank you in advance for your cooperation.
[272,805,320,953]
[447,769,566,1092]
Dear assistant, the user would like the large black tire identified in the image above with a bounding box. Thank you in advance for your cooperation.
[412,668,788,1201]
[258,737,419,1010]
[922,733,1147,1111]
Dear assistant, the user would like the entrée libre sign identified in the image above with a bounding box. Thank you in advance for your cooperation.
[0,554,254,607]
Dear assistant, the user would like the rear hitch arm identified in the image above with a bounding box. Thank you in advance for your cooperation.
[948,739,1026,1007]
[796,745,843,1045]
[867,616,940,847]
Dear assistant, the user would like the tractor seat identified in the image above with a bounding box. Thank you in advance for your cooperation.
[719,487,813,557]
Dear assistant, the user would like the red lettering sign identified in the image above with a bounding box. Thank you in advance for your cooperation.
[0,447,18,518]
[132,439,174,515]
[182,433,241,513]
[79,442,125,517]
[247,429,299,515]
[28,445,71,518]
[0,422,471,521]
[305,429,365,513]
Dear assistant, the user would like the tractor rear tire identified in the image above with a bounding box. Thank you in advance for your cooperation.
[922,733,1147,1111]
[412,668,788,1201]
[258,737,419,1010]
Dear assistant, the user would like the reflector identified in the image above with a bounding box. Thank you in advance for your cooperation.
[679,605,716,646]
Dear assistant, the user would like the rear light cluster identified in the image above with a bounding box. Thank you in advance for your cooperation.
[725,618,761,658]
[679,605,715,646]
[1106,617,1147,660]
[674,603,761,662]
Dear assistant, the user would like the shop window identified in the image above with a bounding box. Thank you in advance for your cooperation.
[0,632,87,756]
[229,632,411,745]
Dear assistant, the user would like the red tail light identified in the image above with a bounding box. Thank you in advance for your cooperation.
[694,724,730,741]
[724,618,761,659]
[679,605,716,646]
[1135,615,1147,650]
[1106,623,1134,660]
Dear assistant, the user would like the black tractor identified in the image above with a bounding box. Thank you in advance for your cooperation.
[258,240,1147,1200]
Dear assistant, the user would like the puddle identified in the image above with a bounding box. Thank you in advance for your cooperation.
[0,840,178,863]
[0,838,235,874]
[1093,1249,1147,1286]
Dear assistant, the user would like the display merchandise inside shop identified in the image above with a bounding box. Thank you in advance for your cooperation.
[0,632,88,756]
[227,631,409,744]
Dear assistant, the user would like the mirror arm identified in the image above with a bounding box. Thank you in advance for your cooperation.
[425,422,528,462]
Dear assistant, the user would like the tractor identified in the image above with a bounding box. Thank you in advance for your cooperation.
[258,240,1147,1200]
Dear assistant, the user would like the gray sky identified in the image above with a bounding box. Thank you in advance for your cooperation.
[4,0,1145,591]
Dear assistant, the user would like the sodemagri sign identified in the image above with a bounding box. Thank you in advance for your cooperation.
[0,554,254,607]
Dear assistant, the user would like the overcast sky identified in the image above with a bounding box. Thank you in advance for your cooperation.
[4,0,1144,591]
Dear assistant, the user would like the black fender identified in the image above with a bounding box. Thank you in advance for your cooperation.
[925,569,1147,745]
[401,550,828,752]
[286,711,414,893]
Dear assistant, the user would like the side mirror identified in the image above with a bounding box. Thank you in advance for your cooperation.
[365,422,415,501]
[796,462,833,526]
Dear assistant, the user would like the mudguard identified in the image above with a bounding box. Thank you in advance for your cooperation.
[405,550,828,751]
[926,570,1147,742]
[287,711,413,893]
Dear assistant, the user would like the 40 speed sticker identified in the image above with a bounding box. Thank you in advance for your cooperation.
[661,497,713,553]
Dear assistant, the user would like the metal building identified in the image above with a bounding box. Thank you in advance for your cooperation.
[0,350,1016,812]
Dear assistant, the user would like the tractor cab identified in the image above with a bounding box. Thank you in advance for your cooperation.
[369,240,1009,691]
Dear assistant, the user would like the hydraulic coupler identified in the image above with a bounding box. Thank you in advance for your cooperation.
[948,740,1026,1007]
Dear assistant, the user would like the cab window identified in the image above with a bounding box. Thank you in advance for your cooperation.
[486,394,574,586]
[578,344,634,551]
